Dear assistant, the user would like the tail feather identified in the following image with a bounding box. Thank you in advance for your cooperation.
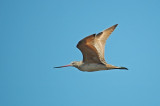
[116,67,128,70]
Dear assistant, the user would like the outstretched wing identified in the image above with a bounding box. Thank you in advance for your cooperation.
[77,24,118,63]
[95,24,118,60]
[77,34,102,63]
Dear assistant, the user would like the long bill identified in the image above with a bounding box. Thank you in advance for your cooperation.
[54,64,72,68]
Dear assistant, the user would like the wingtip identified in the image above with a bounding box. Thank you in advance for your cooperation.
[108,24,118,29]
[114,24,118,27]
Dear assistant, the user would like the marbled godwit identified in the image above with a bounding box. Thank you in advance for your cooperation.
[55,24,128,72]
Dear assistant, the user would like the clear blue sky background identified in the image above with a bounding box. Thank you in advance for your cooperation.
[1,0,160,106]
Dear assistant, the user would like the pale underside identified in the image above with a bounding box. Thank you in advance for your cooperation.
[77,63,115,72]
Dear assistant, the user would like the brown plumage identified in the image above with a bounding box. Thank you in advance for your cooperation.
[55,24,128,72]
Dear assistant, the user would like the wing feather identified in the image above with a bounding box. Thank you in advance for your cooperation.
[77,24,118,63]
[77,34,102,63]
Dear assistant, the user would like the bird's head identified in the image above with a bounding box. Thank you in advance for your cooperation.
[70,61,81,67]
[54,61,81,68]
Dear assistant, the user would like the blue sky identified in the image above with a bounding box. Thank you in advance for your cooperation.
[1,0,160,106]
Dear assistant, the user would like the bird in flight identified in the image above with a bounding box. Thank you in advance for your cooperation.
[55,24,128,72]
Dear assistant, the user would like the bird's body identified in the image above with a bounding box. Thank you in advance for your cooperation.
[78,63,108,72]
[55,24,128,72]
